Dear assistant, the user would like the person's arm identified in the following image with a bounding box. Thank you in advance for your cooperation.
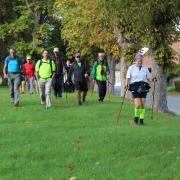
[3,57,8,78]
[35,60,40,80]
[91,61,97,81]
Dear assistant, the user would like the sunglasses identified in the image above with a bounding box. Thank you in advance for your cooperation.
[76,56,80,58]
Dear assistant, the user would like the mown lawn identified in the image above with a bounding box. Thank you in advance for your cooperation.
[0,86,180,180]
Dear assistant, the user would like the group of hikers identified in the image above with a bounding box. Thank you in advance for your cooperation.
[3,47,157,125]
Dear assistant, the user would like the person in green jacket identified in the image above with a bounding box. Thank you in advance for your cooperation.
[91,52,110,102]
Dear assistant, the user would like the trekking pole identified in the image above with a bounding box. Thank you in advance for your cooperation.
[116,86,128,124]
[107,80,113,101]
[151,77,157,120]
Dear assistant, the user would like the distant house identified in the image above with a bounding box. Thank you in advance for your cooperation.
[143,42,180,68]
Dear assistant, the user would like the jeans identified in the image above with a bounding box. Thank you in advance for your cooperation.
[8,73,21,104]
[52,75,63,97]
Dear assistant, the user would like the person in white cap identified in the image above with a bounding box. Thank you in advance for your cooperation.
[52,47,65,98]
[23,55,35,94]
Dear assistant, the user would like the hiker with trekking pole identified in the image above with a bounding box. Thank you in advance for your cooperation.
[91,52,110,102]
[52,47,66,99]
[68,53,90,106]
[125,53,156,125]
[35,50,56,109]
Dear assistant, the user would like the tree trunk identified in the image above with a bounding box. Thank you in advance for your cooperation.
[120,56,132,99]
[151,51,169,112]
[107,54,115,94]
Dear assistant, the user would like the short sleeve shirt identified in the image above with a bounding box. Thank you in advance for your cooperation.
[126,64,150,84]
[5,56,23,73]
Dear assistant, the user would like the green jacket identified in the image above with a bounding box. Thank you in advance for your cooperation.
[91,60,110,81]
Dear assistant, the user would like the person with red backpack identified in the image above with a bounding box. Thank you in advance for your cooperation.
[91,52,110,102]
[3,48,23,106]
[23,55,35,94]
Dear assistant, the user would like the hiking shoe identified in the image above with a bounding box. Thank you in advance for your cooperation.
[139,119,144,125]
[78,101,82,105]
[98,98,103,102]
[82,97,86,103]
[133,117,139,125]
[41,101,45,105]
[14,102,19,107]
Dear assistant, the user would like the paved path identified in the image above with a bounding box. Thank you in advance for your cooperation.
[114,85,180,116]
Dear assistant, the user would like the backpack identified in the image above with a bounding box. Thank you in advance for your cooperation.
[39,59,53,78]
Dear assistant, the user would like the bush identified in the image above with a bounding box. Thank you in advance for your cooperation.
[174,81,180,92]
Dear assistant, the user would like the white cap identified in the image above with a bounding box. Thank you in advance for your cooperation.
[53,47,59,52]
[26,55,31,60]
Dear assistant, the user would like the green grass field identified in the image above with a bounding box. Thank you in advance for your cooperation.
[0,87,180,180]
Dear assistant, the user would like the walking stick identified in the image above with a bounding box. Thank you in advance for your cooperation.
[151,78,157,120]
[107,80,113,101]
[116,86,128,124]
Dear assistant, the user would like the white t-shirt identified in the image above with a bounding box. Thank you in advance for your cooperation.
[126,64,150,84]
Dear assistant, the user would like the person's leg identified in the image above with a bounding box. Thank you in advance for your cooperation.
[77,90,82,105]
[133,98,141,124]
[82,81,88,102]
[26,78,30,93]
[21,80,26,94]
[45,79,52,108]
[52,76,58,98]
[38,79,46,104]
[8,74,14,104]
[13,74,21,106]
[57,75,63,97]
[139,98,146,125]
[96,80,103,101]
[29,77,35,94]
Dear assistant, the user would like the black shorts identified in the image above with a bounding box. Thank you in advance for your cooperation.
[132,92,147,99]
[75,81,88,91]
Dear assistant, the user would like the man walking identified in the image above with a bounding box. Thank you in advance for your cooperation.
[23,55,35,94]
[3,48,23,106]
[52,47,65,98]
[35,50,55,108]
[92,52,110,102]
[69,53,89,105]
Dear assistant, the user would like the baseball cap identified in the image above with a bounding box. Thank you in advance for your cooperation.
[26,55,31,60]
[53,47,59,52]
[75,52,81,57]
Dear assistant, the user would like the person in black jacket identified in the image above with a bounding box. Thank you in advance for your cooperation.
[52,47,65,98]
[69,53,89,105]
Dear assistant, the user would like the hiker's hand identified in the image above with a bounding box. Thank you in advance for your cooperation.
[152,77,157,82]
[85,73,88,78]
[125,83,129,89]
[93,79,96,83]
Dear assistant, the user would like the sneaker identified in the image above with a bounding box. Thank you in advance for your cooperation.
[82,97,86,103]
[41,101,45,105]
[133,117,139,125]
[139,119,144,125]
[78,101,82,105]
[98,98,103,102]
[14,102,19,107]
